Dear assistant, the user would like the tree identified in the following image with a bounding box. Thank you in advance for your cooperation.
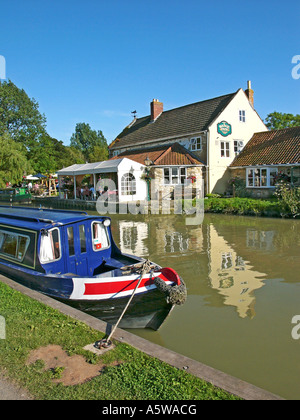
[30,135,64,174]
[88,145,109,162]
[70,122,108,162]
[265,112,300,130]
[30,135,86,174]
[0,80,47,148]
[63,146,85,167]
[0,132,31,187]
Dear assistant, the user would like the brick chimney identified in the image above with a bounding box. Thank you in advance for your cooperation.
[245,80,254,108]
[150,99,163,121]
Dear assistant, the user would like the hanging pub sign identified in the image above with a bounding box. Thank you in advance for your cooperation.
[217,121,232,137]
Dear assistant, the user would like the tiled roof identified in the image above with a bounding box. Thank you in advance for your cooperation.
[110,92,237,150]
[230,126,300,167]
[110,143,204,166]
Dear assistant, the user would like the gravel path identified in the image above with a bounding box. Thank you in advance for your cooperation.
[0,374,32,400]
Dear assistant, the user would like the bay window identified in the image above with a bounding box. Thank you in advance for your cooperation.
[246,167,278,188]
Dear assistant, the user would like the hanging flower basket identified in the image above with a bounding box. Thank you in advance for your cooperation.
[187,175,196,184]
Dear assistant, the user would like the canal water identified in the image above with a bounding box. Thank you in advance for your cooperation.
[91,212,300,400]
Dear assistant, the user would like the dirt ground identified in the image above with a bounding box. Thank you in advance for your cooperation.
[26,344,116,386]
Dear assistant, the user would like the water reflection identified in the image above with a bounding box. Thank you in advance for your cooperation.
[207,224,266,319]
[114,214,299,321]
[119,221,149,256]
[110,213,300,399]
[246,229,275,251]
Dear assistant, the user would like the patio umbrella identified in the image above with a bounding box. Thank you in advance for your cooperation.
[33,173,47,178]
[26,175,39,180]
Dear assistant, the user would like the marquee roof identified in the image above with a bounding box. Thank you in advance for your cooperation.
[57,158,142,176]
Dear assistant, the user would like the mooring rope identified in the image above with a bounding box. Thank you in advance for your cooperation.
[96,259,187,349]
[96,259,152,349]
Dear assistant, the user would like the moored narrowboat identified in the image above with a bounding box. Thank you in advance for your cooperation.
[0,188,31,203]
[0,206,186,329]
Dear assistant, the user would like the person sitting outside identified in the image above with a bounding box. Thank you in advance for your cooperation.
[83,185,90,200]
[76,186,82,199]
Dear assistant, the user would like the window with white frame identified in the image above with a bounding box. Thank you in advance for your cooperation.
[39,228,61,263]
[239,110,246,122]
[121,173,136,195]
[234,140,244,155]
[220,141,230,158]
[189,136,202,151]
[164,167,187,185]
[247,167,278,188]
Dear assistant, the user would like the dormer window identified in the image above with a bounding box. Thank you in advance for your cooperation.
[189,136,202,151]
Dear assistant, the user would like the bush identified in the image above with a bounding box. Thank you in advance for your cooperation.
[228,177,252,198]
[203,197,285,217]
[274,181,300,218]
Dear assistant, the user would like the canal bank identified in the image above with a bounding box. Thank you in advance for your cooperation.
[31,195,294,219]
[0,275,283,400]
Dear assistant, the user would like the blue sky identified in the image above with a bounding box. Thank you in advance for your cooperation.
[1,0,299,145]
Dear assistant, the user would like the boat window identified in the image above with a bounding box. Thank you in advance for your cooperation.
[0,232,5,249]
[92,222,110,251]
[39,228,61,263]
[67,227,75,256]
[0,230,30,262]
[79,225,86,253]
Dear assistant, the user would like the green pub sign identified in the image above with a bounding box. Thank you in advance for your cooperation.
[217,121,232,137]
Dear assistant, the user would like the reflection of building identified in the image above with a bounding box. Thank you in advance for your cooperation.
[207,224,266,319]
[246,229,275,251]
[119,221,149,257]
[152,217,203,256]
[164,232,189,254]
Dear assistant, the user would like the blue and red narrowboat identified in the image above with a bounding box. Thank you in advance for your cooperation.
[0,206,186,329]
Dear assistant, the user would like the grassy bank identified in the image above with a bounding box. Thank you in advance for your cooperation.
[0,281,239,400]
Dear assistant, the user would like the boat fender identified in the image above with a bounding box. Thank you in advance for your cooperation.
[154,276,187,306]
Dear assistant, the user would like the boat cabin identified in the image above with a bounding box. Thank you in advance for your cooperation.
[0,188,31,202]
[0,206,137,277]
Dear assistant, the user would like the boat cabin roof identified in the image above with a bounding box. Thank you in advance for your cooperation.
[0,206,108,231]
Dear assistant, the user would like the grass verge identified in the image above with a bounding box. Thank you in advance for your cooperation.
[0,281,240,400]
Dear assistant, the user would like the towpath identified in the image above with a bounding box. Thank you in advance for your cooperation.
[0,374,32,400]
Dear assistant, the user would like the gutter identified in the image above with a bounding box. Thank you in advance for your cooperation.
[230,163,300,169]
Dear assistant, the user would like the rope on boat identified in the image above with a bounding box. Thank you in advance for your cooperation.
[96,259,187,349]
[121,260,187,305]
[96,259,152,349]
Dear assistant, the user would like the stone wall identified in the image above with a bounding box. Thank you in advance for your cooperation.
[150,166,204,200]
